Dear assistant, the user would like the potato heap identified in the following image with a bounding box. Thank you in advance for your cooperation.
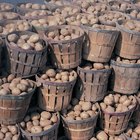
[7,33,44,51]
[31,16,65,28]
[20,111,58,133]
[66,13,98,26]
[0,3,13,11]
[22,10,51,19]
[62,98,99,121]
[81,61,110,70]
[109,1,133,12]
[125,121,140,139]
[41,68,77,82]
[46,28,81,41]
[0,20,30,36]
[19,3,48,10]
[83,4,108,15]
[122,20,140,32]
[91,131,126,140]
[99,12,128,23]
[92,24,116,30]
[100,93,136,113]
[115,56,140,64]
[127,9,140,19]
[0,125,19,140]
[52,6,80,18]
[0,12,18,20]
[0,76,34,96]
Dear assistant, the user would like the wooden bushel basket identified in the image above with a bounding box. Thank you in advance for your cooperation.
[110,60,140,94]
[0,81,36,125]
[82,26,119,63]
[6,31,48,78]
[20,108,60,140]
[100,104,136,135]
[61,113,98,140]
[36,74,77,112]
[44,25,84,69]
[115,20,140,59]
[75,66,111,102]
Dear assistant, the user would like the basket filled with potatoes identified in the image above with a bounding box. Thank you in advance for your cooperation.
[30,16,66,37]
[61,98,99,140]
[0,75,36,124]
[100,93,137,135]
[74,61,111,102]
[52,5,81,18]
[115,19,140,59]
[0,3,14,12]
[36,68,77,112]
[6,31,48,77]
[99,11,130,26]
[0,12,19,21]
[0,124,20,140]
[19,108,60,140]
[82,24,119,63]
[108,0,134,13]
[43,25,84,69]
[110,57,140,94]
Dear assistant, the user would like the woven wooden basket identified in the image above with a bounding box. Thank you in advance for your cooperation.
[110,60,140,94]
[20,108,60,140]
[36,74,77,112]
[0,80,36,125]
[82,26,119,63]
[100,104,136,135]
[115,20,140,59]
[61,113,99,140]
[6,31,48,78]
[44,25,84,69]
[75,66,111,102]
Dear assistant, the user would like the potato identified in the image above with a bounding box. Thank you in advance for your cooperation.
[30,126,42,134]
[74,105,82,111]
[74,111,81,117]
[40,120,52,127]
[104,96,114,106]
[105,106,115,113]
[81,102,92,111]
[29,34,40,43]
[20,122,25,128]
[119,95,127,103]
[8,126,18,135]
[50,114,58,123]
[134,126,140,134]
[24,115,30,122]
[96,131,108,140]
[41,111,51,120]
[33,120,39,126]
[1,127,8,133]
[7,74,15,82]
[46,69,56,78]
[31,112,40,120]
[17,83,27,92]
[11,88,21,95]
[100,103,107,110]
[80,112,90,119]
[0,132,4,139]
[5,132,12,138]
[43,125,52,131]
[35,42,44,51]
[0,89,9,95]
[12,134,19,140]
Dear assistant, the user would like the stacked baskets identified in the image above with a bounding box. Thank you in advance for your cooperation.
[0,0,139,140]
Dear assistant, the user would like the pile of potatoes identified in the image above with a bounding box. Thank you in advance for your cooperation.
[127,9,140,19]
[31,16,65,28]
[46,27,81,41]
[100,93,136,113]
[22,10,51,19]
[52,6,80,18]
[7,33,44,51]
[19,3,48,10]
[109,1,133,12]
[62,98,99,121]
[115,56,140,64]
[20,110,58,133]
[91,131,126,140]
[0,12,19,20]
[66,13,98,26]
[81,61,110,70]
[92,24,116,30]
[0,76,35,96]
[0,20,30,36]
[83,4,108,15]
[99,12,128,24]
[0,3,13,11]
[41,68,77,83]
[0,125,19,140]
[125,121,140,139]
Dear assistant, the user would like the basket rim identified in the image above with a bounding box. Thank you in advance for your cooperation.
[5,31,48,53]
[116,19,140,35]
[61,111,99,124]
[0,80,36,99]
[44,25,85,44]
[77,66,112,73]
[36,73,77,86]
[111,60,140,68]
[19,112,60,137]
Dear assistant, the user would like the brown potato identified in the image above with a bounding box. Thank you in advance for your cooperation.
[30,126,42,134]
